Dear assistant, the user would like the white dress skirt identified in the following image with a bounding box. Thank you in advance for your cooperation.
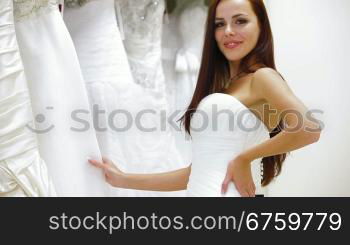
[63,0,145,196]
[162,0,208,175]
[12,0,109,196]
[115,0,186,196]
[64,0,185,196]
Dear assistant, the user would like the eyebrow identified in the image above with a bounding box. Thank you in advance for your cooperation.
[215,13,248,21]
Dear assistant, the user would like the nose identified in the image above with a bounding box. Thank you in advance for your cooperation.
[224,24,235,37]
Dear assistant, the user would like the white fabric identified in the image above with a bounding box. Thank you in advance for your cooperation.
[13,0,109,196]
[162,0,207,113]
[117,0,186,196]
[188,93,269,197]
[0,0,56,197]
[63,0,131,173]
[63,0,148,196]
[174,0,207,112]
[162,0,208,176]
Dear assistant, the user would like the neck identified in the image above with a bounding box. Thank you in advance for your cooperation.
[229,61,241,79]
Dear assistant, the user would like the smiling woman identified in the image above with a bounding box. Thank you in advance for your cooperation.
[182,0,287,188]
[214,7,261,63]
[89,0,321,197]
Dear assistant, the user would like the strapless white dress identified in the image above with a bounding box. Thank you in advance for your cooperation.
[187,93,270,197]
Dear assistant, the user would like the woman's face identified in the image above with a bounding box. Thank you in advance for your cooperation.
[215,0,260,63]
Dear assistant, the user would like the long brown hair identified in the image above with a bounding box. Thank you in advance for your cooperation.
[180,0,287,186]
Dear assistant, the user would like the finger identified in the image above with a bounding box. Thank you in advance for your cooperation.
[250,185,256,197]
[239,189,249,197]
[247,188,254,197]
[221,168,233,194]
[246,183,255,197]
[221,177,231,194]
[88,159,108,170]
[105,173,111,182]
[102,157,112,165]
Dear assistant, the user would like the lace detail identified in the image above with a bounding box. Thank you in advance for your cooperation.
[118,0,165,89]
[64,0,92,8]
[118,0,164,42]
[13,0,58,21]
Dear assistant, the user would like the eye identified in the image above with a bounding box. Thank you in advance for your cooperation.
[235,18,248,25]
[215,22,225,28]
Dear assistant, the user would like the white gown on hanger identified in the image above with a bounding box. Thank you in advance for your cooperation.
[0,0,56,197]
[188,93,269,197]
[13,0,109,196]
[117,0,186,196]
[63,0,133,189]
[174,0,207,112]
[162,0,208,173]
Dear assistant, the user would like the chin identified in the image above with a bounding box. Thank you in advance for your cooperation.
[219,48,242,61]
[223,52,244,62]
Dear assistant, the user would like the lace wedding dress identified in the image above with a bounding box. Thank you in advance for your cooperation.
[10,0,109,196]
[117,0,186,196]
[0,0,56,197]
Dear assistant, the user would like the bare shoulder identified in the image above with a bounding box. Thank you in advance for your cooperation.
[253,67,284,83]
[251,68,291,98]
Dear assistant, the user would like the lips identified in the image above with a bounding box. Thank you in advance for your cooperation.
[224,41,243,49]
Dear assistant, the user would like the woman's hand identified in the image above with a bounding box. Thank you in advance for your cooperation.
[221,155,256,197]
[88,157,125,187]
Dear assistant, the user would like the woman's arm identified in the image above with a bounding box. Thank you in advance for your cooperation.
[222,68,322,197]
[89,158,191,191]
[240,68,322,161]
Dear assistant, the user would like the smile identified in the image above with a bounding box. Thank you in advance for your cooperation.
[224,41,242,49]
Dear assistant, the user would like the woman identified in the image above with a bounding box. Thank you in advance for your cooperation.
[89,0,321,197]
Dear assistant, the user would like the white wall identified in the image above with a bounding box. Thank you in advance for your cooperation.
[264,0,350,196]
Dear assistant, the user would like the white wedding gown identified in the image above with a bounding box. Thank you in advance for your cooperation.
[174,0,207,113]
[188,93,269,197]
[63,0,134,187]
[12,0,109,196]
[162,0,208,173]
[0,0,56,197]
[117,0,186,196]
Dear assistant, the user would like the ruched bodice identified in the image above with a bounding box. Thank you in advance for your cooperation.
[187,93,270,197]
